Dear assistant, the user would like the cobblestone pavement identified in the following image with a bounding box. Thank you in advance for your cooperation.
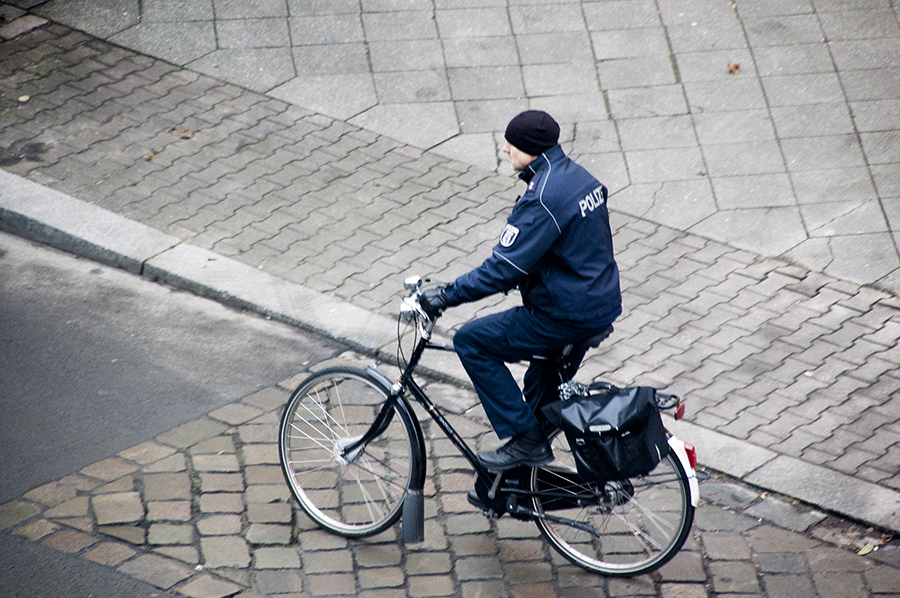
[1,12,899,500]
[2,352,899,598]
[3,0,900,291]
[2,2,900,597]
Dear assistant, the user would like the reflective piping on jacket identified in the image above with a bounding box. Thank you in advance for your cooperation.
[493,249,528,274]
[537,153,561,234]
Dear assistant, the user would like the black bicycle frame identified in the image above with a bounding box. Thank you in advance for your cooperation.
[399,334,496,480]
[346,335,496,472]
[339,322,620,542]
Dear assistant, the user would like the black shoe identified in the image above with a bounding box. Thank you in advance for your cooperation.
[467,489,489,511]
[478,428,553,471]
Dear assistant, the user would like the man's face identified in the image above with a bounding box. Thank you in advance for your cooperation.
[503,140,537,172]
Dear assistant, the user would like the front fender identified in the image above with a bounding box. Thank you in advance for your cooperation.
[366,365,428,543]
[365,365,426,489]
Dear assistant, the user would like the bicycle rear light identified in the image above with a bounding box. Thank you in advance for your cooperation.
[675,403,686,420]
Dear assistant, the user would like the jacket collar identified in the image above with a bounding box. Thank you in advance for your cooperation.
[518,144,563,183]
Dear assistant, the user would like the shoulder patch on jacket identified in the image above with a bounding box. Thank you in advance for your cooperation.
[499,224,520,247]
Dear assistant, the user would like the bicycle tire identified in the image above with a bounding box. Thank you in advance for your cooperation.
[529,434,694,576]
[278,367,418,537]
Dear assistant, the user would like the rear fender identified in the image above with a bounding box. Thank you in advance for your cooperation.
[667,436,699,507]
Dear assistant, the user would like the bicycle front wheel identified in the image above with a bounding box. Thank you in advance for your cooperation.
[530,435,694,576]
[278,367,417,537]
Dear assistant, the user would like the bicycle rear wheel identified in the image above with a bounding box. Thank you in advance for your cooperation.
[530,435,694,576]
[278,367,417,537]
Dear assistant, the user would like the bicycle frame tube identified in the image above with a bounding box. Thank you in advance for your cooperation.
[404,375,493,479]
[343,314,498,513]
[399,331,495,480]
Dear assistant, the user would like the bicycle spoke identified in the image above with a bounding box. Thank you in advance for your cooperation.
[353,446,408,476]
[333,383,350,438]
[631,499,679,537]
[288,458,336,466]
[300,389,349,441]
[287,422,335,453]
[610,510,665,553]
[349,468,388,522]
[354,455,408,493]
[363,457,404,505]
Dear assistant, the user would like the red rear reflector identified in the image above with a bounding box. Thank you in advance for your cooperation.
[684,444,697,470]
[675,403,686,420]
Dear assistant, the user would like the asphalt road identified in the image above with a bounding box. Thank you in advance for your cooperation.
[0,231,342,597]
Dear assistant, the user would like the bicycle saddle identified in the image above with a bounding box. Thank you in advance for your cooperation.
[583,324,614,348]
[536,324,614,362]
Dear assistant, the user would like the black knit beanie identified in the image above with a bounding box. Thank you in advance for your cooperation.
[504,110,560,156]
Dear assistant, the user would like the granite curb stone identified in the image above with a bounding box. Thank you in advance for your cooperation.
[0,169,180,274]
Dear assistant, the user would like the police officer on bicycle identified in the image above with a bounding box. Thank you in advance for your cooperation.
[420,110,622,473]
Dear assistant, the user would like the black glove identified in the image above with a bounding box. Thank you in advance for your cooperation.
[419,287,449,318]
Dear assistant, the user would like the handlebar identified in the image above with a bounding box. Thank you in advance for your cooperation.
[399,276,438,338]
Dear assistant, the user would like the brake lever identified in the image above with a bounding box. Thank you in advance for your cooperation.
[400,295,428,322]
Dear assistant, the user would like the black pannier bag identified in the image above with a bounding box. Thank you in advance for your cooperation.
[541,384,669,483]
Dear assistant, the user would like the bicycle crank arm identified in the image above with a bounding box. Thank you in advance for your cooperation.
[506,499,601,538]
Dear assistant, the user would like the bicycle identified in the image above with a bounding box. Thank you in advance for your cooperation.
[278,277,700,576]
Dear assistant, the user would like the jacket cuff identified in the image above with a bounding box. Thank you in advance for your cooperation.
[442,283,463,308]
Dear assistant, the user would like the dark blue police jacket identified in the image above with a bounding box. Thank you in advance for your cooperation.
[444,145,622,327]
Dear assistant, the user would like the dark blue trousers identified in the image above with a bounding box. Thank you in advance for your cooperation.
[453,306,609,439]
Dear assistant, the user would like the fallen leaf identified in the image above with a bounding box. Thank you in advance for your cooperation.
[18,95,30,103]
[169,126,194,140]
[858,542,876,556]
[144,152,155,161]
[728,63,740,74]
